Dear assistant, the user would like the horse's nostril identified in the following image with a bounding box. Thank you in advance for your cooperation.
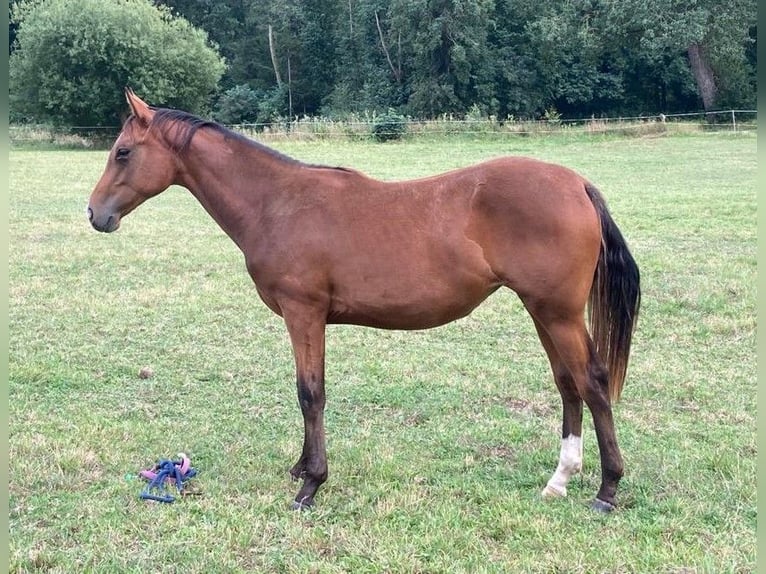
[87,207,94,222]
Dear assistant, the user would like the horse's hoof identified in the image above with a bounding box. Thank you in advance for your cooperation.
[590,498,616,513]
[290,497,314,511]
[541,484,567,499]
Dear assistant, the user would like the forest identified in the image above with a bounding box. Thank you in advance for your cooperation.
[9,0,758,126]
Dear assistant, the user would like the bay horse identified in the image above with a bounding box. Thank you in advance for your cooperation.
[87,89,640,512]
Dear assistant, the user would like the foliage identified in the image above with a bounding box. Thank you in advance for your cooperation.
[9,0,225,126]
[154,0,756,119]
[371,109,407,142]
[599,0,757,112]
[542,107,562,125]
[7,0,757,121]
[213,84,262,125]
[212,83,294,127]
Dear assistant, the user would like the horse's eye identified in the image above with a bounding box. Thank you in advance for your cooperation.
[115,147,131,161]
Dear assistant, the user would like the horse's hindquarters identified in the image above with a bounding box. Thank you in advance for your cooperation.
[465,161,601,309]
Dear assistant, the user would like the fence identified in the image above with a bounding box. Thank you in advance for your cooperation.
[9,109,757,149]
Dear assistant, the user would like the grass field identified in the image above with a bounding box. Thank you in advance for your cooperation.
[9,131,756,573]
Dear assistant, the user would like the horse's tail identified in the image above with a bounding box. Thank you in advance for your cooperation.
[584,182,641,403]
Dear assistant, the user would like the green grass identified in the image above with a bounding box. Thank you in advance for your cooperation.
[9,132,756,573]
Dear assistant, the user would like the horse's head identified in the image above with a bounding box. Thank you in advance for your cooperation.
[87,88,178,232]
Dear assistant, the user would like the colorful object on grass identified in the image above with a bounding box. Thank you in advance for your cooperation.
[139,452,197,503]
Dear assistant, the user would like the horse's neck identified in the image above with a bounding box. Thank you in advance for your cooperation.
[176,136,288,250]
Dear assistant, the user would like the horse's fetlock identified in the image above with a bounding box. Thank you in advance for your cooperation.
[305,462,328,483]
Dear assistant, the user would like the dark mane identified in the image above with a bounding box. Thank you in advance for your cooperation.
[137,108,348,172]
[149,108,215,154]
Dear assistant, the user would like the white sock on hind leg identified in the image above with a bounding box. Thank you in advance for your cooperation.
[541,434,582,498]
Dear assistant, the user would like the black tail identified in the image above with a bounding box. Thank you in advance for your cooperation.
[584,183,641,402]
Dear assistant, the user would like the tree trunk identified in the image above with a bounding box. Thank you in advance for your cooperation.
[268,25,283,88]
[375,11,401,83]
[687,42,717,112]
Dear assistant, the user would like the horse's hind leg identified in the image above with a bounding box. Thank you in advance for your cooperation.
[527,305,624,511]
[531,318,585,499]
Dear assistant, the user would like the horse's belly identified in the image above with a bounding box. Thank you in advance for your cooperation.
[327,268,500,330]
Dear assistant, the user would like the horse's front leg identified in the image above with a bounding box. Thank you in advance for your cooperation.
[282,305,328,510]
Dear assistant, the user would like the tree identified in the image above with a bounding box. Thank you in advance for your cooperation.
[386,0,497,117]
[323,0,406,116]
[158,0,256,91]
[601,0,757,112]
[137,0,757,120]
[9,0,17,55]
[9,0,226,125]
[213,84,261,124]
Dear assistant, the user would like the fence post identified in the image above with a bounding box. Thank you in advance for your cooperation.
[732,110,737,132]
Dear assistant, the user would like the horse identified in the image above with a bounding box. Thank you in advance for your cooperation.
[87,88,640,512]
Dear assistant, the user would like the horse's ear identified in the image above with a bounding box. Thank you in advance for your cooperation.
[124,87,154,126]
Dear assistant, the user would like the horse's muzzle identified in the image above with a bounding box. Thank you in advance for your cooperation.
[87,206,119,233]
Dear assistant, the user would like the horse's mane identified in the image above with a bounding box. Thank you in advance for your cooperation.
[126,108,350,172]
[149,108,216,154]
